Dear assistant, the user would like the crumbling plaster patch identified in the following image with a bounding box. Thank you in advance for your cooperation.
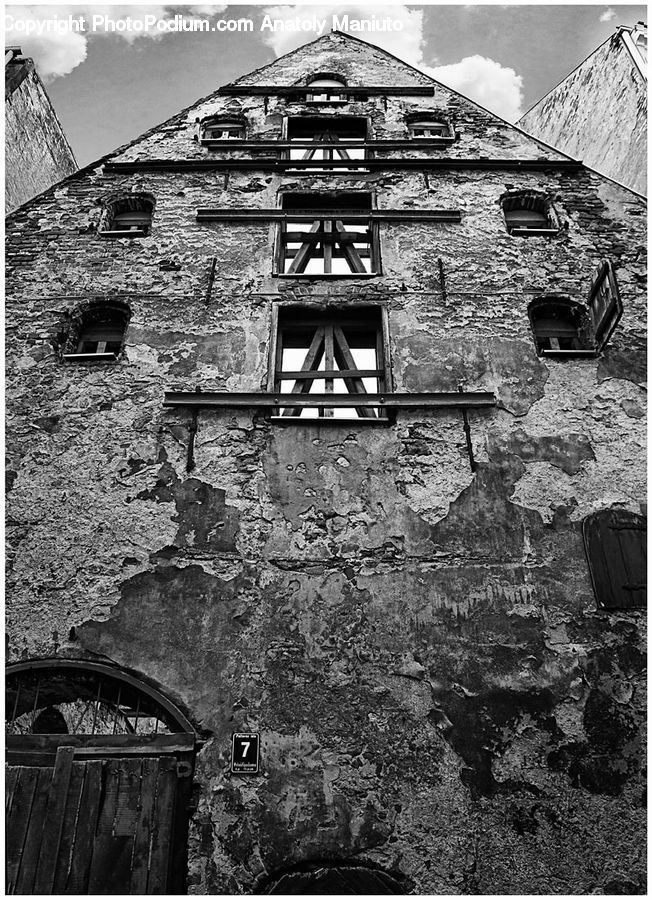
[507,366,645,522]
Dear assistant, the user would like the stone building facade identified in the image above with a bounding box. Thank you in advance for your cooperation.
[5,47,78,214]
[518,23,647,196]
[5,32,647,895]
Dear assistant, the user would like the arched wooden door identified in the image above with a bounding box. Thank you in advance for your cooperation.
[5,660,196,895]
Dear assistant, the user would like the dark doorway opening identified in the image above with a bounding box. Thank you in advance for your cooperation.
[265,861,406,894]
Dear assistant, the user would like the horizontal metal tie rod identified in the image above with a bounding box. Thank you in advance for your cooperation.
[105,159,582,173]
[200,140,446,149]
[196,209,462,223]
[163,391,497,409]
[217,86,437,96]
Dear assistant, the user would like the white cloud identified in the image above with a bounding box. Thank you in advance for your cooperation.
[262,1,524,122]
[5,4,226,79]
[599,9,616,22]
[7,30,87,81]
[427,55,524,122]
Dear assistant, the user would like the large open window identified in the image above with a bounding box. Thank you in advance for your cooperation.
[276,193,378,276]
[287,116,367,169]
[271,306,389,420]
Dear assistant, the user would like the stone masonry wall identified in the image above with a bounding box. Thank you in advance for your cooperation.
[5,58,78,214]
[5,33,647,895]
[518,32,647,196]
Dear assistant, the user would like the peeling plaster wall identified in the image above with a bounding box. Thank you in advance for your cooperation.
[5,33,647,896]
[518,31,647,196]
[5,57,78,214]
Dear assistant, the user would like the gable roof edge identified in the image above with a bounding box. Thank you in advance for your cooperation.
[519,31,616,121]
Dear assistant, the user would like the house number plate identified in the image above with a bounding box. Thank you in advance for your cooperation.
[231,732,260,773]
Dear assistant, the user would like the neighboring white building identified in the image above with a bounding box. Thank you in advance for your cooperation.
[518,23,647,196]
[5,47,78,213]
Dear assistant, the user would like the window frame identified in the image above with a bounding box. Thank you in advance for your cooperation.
[306,73,348,104]
[98,194,154,239]
[527,296,594,358]
[407,118,455,141]
[195,113,247,145]
[528,260,623,359]
[274,192,381,278]
[502,191,559,237]
[268,303,392,423]
[62,299,131,363]
[284,115,369,169]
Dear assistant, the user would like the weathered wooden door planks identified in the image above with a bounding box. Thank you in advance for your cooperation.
[6,753,185,894]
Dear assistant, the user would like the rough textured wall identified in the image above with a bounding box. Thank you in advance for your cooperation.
[5,58,78,214]
[5,33,647,896]
[518,33,647,196]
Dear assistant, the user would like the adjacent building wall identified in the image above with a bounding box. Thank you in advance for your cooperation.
[518,25,647,196]
[5,48,78,213]
[5,32,647,895]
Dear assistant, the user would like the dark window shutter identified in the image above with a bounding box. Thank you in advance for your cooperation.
[583,510,647,609]
[587,259,623,350]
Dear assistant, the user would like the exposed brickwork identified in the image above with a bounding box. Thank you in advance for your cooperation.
[5,32,647,895]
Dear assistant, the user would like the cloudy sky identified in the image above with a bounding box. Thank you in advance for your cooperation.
[5,2,647,166]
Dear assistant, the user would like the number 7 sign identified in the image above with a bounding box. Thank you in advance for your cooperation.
[231,732,260,773]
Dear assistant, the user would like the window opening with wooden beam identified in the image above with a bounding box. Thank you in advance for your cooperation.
[287,116,367,170]
[273,307,389,419]
[278,193,378,275]
[527,259,622,358]
[306,74,347,103]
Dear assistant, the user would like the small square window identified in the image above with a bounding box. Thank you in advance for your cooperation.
[276,193,379,276]
[271,306,389,420]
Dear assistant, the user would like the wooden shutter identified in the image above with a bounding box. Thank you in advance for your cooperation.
[583,509,647,609]
[587,259,623,350]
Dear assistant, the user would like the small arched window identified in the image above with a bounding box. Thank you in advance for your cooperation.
[528,260,622,358]
[99,194,154,238]
[407,118,453,140]
[307,73,347,103]
[198,115,246,142]
[63,299,131,362]
[502,191,558,235]
[583,509,647,609]
[528,297,589,355]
